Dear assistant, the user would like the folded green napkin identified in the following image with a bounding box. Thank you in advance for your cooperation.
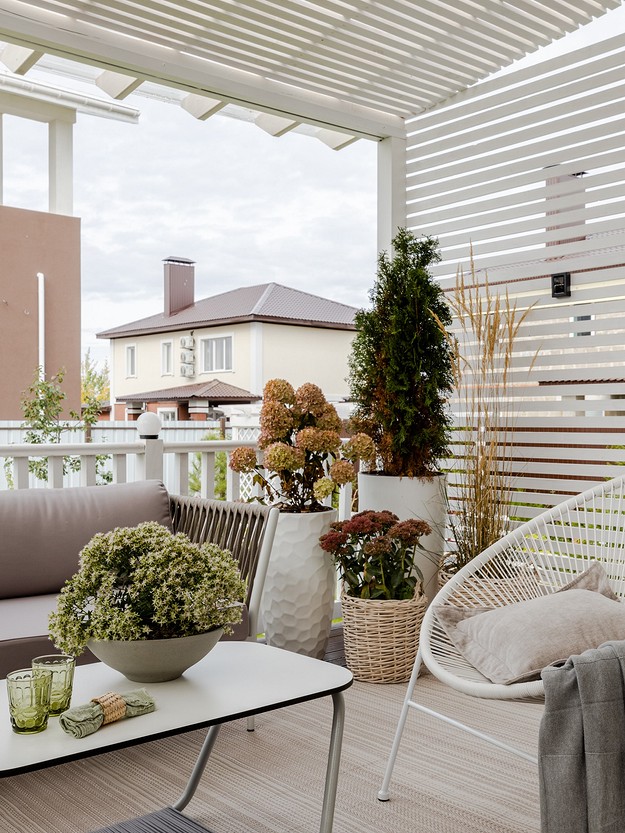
[59,689,155,738]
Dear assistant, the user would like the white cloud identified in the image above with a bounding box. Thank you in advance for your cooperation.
[64,95,377,364]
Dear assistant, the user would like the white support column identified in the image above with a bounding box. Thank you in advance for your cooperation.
[377,134,406,254]
[48,119,73,215]
[250,322,264,396]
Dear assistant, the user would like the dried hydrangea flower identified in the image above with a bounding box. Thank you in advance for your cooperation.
[229,446,258,473]
[259,400,293,441]
[329,459,355,485]
[263,378,296,405]
[295,382,327,417]
[296,427,341,454]
[313,477,335,500]
[316,403,343,432]
[342,433,377,463]
[263,442,305,473]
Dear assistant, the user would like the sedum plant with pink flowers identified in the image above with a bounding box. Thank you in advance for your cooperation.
[319,510,431,600]
[229,379,376,514]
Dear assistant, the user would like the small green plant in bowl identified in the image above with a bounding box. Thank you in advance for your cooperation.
[50,521,247,657]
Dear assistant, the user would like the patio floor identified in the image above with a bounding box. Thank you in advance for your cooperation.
[0,643,543,833]
[322,624,347,667]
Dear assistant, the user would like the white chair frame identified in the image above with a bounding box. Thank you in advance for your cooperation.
[378,472,625,799]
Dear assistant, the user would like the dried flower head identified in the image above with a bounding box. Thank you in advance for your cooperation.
[329,459,355,486]
[296,427,341,454]
[313,477,335,501]
[316,403,343,432]
[342,433,377,464]
[263,442,305,473]
[263,378,296,405]
[295,382,327,417]
[260,400,293,442]
[229,446,258,473]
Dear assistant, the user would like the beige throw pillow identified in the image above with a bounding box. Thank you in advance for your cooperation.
[434,562,625,685]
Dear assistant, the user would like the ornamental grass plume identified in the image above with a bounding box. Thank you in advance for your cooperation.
[319,510,431,600]
[435,252,539,574]
[229,378,376,513]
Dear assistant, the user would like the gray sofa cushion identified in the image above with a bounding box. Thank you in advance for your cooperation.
[0,594,97,678]
[0,480,172,599]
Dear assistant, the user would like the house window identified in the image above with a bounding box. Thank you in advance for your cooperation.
[157,407,177,422]
[201,336,233,372]
[161,340,173,375]
[126,344,136,377]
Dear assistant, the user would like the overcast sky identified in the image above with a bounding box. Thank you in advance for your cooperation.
[3,76,378,366]
[2,5,623,368]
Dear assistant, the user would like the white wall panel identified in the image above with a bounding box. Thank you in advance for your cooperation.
[406,34,625,531]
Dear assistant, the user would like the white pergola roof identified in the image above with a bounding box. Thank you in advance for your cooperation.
[0,1,619,139]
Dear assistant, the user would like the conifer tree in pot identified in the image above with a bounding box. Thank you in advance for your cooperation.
[348,228,455,599]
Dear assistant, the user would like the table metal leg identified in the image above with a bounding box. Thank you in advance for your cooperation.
[172,724,222,812]
[172,690,346,833]
[319,691,346,833]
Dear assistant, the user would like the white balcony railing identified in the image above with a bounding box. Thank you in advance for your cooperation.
[0,420,353,519]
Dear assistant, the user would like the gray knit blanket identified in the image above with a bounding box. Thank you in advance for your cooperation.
[539,640,625,833]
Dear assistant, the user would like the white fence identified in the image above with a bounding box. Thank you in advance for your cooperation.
[407,33,625,524]
[0,420,257,498]
[0,419,353,519]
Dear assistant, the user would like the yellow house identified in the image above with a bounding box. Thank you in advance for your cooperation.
[97,257,357,421]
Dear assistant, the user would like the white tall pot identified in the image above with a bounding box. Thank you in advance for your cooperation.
[261,508,337,659]
[358,472,447,602]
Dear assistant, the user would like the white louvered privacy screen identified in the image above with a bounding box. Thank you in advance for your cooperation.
[406,32,625,526]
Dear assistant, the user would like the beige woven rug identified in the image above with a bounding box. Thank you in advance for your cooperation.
[0,670,543,833]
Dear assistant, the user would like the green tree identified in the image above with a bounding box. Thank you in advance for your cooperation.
[80,349,110,438]
[17,368,81,481]
[81,349,109,410]
[189,431,227,500]
[5,363,112,485]
[349,228,455,478]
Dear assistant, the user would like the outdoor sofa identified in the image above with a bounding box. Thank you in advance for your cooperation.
[0,479,278,678]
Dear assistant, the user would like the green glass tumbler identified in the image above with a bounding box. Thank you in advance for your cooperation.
[31,654,75,716]
[6,668,52,734]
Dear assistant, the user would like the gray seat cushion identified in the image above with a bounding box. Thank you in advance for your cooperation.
[0,594,97,678]
[0,480,172,599]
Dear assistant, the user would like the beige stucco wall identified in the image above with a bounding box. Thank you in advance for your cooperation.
[108,320,354,406]
[261,323,354,401]
[0,205,81,419]
[110,323,252,398]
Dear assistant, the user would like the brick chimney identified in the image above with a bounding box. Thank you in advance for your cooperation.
[164,256,195,316]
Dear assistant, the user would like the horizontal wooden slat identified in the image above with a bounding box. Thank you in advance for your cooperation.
[1,0,616,118]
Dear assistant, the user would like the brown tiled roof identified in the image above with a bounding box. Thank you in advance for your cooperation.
[97,283,357,338]
[117,380,261,404]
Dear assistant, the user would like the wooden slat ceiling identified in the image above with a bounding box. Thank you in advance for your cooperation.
[0,0,619,136]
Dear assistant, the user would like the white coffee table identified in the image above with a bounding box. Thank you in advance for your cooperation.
[0,641,353,833]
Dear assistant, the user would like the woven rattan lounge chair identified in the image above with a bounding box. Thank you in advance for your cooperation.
[378,473,625,799]
[170,494,279,645]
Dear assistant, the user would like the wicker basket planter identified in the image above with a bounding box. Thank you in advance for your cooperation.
[340,588,427,684]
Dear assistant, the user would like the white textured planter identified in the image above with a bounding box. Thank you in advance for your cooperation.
[357,472,447,602]
[261,509,337,658]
